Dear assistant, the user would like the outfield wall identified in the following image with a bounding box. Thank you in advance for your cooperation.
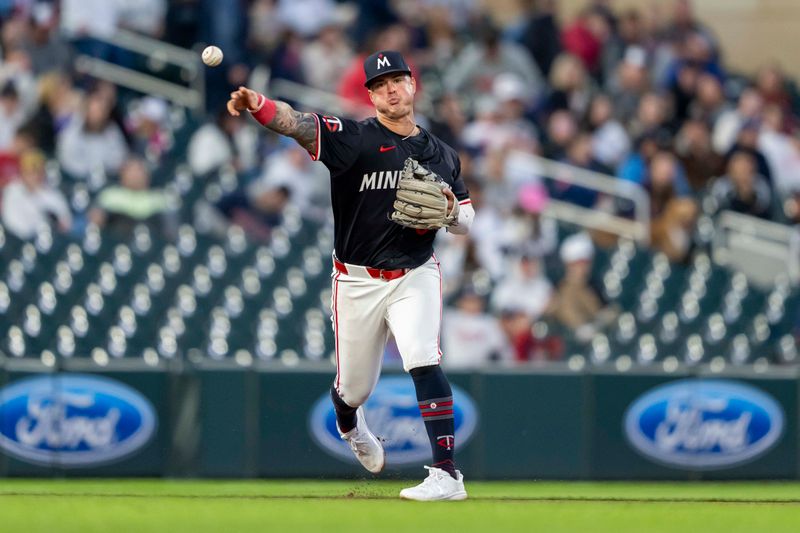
[0,360,798,480]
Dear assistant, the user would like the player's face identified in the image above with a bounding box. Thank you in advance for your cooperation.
[368,74,416,119]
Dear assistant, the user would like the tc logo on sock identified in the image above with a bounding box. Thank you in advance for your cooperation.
[436,435,454,450]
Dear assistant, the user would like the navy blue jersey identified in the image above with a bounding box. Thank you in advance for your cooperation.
[310,114,469,269]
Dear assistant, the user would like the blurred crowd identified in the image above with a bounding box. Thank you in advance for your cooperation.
[1,0,800,366]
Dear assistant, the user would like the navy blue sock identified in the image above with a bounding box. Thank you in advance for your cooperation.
[330,385,357,433]
[409,365,457,479]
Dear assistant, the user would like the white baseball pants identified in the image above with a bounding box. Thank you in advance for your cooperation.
[330,255,443,407]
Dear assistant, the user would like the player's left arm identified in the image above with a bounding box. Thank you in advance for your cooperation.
[446,157,474,235]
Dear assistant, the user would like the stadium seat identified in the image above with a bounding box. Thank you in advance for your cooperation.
[635,333,659,365]
[728,333,752,365]
[682,334,707,366]
[775,334,798,364]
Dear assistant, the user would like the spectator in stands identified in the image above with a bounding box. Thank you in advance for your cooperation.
[461,96,503,157]
[551,133,603,208]
[668,60,700,124]
[713,88,763,155]
[541,109,578,160]
[0,81,24,151]
[188,106,259,175]
[119,0,167,38]
[628,91,672,140]
[618,129,673,186]
[587,92,630,169]
[689,73,729,127]
[2,148,72,239]
[543,52,594,118]
[480,75,541,195]
[491,250,553,323]
[415,3,458,71]
[547,232,616,341]
[645,150,697,262]
[267,29,306,87]
[710,151,772,219]
[442,286,512,369]
[646,151,692,216]
[605,45,649,126]
[445,18,544,108]
[90,157,174,238]
[276,0,337,38]
[601,9,648,82]
[561,6,611,76]
[60,0,121,60]
[493,73,538,142]
[200,0,249,112]
[20,3,73,75]
[0,127,36,190]
[428,93,467,152]
[497,182,557,259]
[466,179,508,281]
[247,0,284,59]
[349,0,400,47]
[781,190,800,225]
[674,119,724,192]
[662,0,719,56]
[498,307,562,363]
[300,13,353,92]
[413,0,478,33]
[22,72,79,153]
[662,31,724,94]
[56,89,129,178]
[759,105,800,196]
[651,196,697,263]
[518,0,562,77]
[724,118,772,185]
[755,65,799,129]
[0,48,38,117]
[126,97,171,163]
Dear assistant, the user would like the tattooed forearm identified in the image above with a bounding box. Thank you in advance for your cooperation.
[267,101,318,155]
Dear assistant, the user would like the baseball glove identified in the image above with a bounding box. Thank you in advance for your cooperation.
[390,158,459,230]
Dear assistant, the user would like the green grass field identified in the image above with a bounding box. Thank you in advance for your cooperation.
[2,479,799,533]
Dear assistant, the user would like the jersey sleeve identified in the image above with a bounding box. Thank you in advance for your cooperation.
[309,113,363,175]
[450,154,471,205]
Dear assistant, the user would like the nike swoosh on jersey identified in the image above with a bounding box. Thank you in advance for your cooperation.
[379,145,397,152]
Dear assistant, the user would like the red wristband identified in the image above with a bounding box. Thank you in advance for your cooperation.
[249,93,277,125]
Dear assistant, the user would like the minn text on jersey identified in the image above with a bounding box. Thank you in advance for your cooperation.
[359,170,404,192]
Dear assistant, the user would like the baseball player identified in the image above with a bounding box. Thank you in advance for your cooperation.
[227,50,474,501]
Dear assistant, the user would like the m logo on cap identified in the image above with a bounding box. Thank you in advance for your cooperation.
[363,50,411,87]
[377,54,391,70]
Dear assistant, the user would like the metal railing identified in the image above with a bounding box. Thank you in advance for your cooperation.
[73,29,204,112]
[512,153,651,243]
[712,210,800,287]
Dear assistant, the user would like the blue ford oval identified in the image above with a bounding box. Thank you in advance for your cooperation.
[309,376,478,466]
[624,379,784,469]
[0,374,157,467]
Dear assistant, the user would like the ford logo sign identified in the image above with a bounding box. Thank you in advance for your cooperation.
[309,376,478,466]
[0,374,157,467]
[624,379,784,470]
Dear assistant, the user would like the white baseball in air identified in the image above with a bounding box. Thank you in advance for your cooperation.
[202,45,223,67]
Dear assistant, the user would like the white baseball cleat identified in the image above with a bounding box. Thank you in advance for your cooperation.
[338,406,385,474]
[399,466,468,501]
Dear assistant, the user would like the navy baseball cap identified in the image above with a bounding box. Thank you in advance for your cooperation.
[363,50,412,88]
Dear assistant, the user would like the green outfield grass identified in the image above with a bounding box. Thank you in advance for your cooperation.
[1,479,799,533]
